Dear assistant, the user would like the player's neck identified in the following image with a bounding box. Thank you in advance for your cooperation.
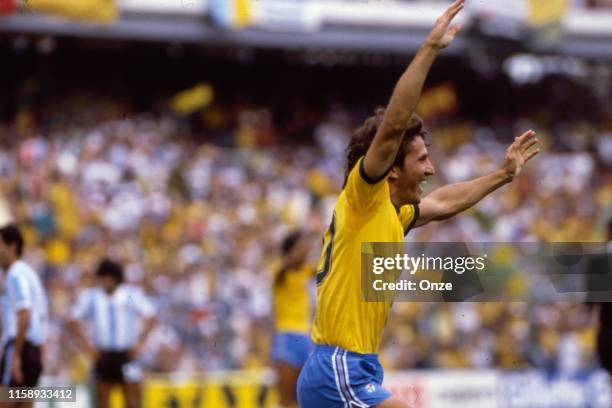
[104,284,120,295]
[3,257,19,271]
[389,185,402,210]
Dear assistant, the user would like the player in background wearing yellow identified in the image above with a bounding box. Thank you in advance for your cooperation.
[271,230,314,408]
[297,1,541,407]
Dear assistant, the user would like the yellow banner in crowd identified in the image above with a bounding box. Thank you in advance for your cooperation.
[105,371,277,408]
[528,0,567,26]
[234,0,251,27]
[171,83,214,116]
[27,0,117,23]
[210,0,252,28]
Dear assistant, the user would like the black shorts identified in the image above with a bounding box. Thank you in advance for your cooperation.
[0,340,43,387]
[94,350,133,383]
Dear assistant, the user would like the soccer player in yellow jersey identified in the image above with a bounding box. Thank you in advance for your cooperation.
[271,230,314,407]
[297,1,540,407]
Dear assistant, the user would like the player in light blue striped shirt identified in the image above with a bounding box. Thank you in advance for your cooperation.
[0,224,49,407]
[68,259,155,408]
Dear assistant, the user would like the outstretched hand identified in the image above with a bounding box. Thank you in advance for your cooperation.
[502,130,540,180]
[426,0,464,50]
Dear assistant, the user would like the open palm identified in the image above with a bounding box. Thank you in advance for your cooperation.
[426,0,464,49]
[503,130,540,179]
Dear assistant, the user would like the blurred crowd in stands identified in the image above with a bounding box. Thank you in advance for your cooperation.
[0,81,609,383]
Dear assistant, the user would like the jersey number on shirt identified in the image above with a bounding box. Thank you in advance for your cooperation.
[316,213,336,285]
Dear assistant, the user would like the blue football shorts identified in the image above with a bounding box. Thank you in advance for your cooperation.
[297,344,392,408]
[271,331,313,369]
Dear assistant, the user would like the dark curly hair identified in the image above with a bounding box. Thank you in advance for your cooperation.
[281,229,303,255]
[0,224,24,257]
[96,259,124,284]
[344,107,426,186]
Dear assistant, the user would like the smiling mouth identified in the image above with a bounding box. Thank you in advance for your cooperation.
[418,179,427,194]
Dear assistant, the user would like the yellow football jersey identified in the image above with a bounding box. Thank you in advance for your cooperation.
[272,263,314,333]
[311,157,418,354]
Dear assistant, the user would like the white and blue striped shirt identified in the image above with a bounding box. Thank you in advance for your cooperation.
[71,284,155,351]
[1,260,49,346]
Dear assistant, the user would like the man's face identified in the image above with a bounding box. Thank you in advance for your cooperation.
[288,236,309,266]
[98,275,119,294]
[0,238,11,269]
[389,136,435,206]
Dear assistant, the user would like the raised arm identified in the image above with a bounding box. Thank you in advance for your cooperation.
[363,0,464,180]
[415,130,539,227]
